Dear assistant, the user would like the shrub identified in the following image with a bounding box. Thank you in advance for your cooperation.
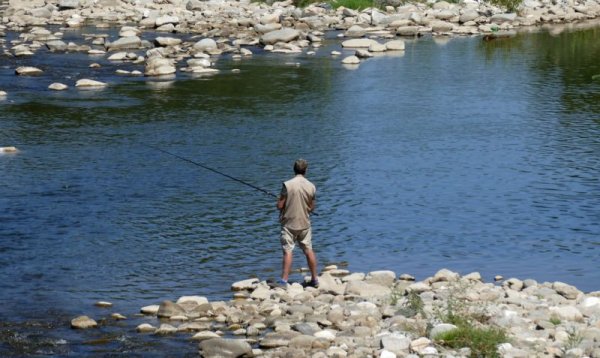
[435,325,508,358]
[329,0,375,10]
[488,0,523,13]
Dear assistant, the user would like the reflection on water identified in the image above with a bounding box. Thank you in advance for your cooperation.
[1,23,599,355]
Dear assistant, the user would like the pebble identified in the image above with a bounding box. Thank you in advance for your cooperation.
[48,83,68,90]
[94,301,113,308]
[75,79,107,87]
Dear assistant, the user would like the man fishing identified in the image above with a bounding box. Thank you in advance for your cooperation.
[275,159,319,288]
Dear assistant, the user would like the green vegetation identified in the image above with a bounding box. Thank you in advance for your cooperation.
[549,316,561,326]
[564,328,583,350]
[431,282,508,358]
[328,0,375,10]
[488,0,523,12]
[436,325,508,358]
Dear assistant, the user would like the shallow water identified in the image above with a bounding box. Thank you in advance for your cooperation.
[1,23,599,355]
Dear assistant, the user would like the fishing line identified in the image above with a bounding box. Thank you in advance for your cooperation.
[142,143,319,216]
[142,143,278,198]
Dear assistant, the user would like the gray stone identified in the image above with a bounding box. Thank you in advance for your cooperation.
[504,278,524,291]
[136,323,156,333]
[193,38,218,52]
[366,270,396,286]
[15,66,43,75]
[46,40,67,51]
[553,281,581,300]
[345,280,391,298]
[293,322,320,336]
[231,278,258,291]
[260,28,300,45]
[396,26,420,36]
[71,315,97,329]
[106,36,141,51]
[48,82,68,90]
[385,40,405,51]
[157,300,186,318]
[459,11,480,23]
[429,323,457,339]
[191,331,220,341]
[345,24,366,37]
[431,21,454,33]
[341,38,379,48]
[490,13,517,24]
[30,7,52,18]
[154,37,182,47]
[59,0,80,10]
[199,338,253,357]
[380,333,410,354]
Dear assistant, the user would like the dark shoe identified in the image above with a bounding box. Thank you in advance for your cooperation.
[306,279,319,288]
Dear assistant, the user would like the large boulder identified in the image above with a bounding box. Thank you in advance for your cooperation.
[59,0,80,10]
[106,36,142,51]
[156,300,186,318]
[260,28,300,45]
[345,280,391,298]
[341,38,379,48]
[193,38,217,52]
[46,40,68,51]
[199,338,253,358]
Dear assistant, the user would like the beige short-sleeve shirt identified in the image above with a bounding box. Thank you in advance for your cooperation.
[280,175,316,230]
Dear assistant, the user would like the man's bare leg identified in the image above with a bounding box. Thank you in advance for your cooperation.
[303,248,318,281]
[281,250,293,282]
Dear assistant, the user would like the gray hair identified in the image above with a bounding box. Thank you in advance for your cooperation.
[294,159,308,175]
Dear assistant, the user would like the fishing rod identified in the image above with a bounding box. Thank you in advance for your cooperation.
[143,143,277,198]
[143,144,319,216]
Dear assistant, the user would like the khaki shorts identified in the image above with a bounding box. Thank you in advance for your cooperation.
[280,226,312,252]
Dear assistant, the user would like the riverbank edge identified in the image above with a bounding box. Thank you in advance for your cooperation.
[1,0,600,95]
[71,267,600,357]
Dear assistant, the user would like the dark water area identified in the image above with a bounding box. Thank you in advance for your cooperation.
[1,23,599,355]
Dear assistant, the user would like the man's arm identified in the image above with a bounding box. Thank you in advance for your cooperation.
[277,184,287,211]
[308,198,315,213]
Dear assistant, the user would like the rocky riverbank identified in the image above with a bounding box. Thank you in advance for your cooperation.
[1,0,600,95]
[71,267,600,357]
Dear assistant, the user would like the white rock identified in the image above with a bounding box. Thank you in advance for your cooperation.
[76,79,107,87]
[381,333,410,353]
[385,40,405,51]
[191,331,221,341]
[108,52,128,61]
[155,15,179,27]
[176,296,208,305]
[136,323,156,333]
[260,28,300,45]
[155,323,177,334]
[111,313,126,320]
[193,38,218,52]
[553,281,581,300]
[231,278,259,291]
[94,301,112,308]
[155,37,182,47]
[341,38,379,48]
[48,83,68,91]
[15,66,43,75]
[409,337,431,354]
[141,304,160,315]
[341,55,360,64]
[549,306,583,322]
[0,146,17,152]
[432,268,460,282]
[380,349,397,358]
[71,316,97,329]
[314,329,336,341]
[369,42,387,52]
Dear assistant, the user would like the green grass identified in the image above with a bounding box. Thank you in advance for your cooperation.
[329,0,375,10]
[549,316,561,326]
[435,325,508,358]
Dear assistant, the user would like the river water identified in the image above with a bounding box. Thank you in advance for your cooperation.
[0,23,599,355]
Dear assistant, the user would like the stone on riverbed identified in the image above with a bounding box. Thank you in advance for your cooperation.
[385,40,405,51]
[193,38,217,52]
[341,55,360,64]
[341,38,379,48]
[15,66,43,75]
[199,338,253,358]
[75,79,107,87]
[157,300,186,318]
[46,40,68,52]
[106,36,142,51]
[155,37,182,47]
[136,323,156,333]
[191,331,221,341]
[231,278,259,291]
[141,304,160,315]
[176,296,208,305]
[260,28,300,45]
[71,315,97,329]
[145,57,176,76]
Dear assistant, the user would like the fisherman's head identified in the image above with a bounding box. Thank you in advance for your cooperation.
[294,159,308,175]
